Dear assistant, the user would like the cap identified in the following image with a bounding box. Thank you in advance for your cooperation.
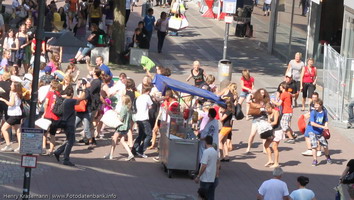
[44,66,52,73]
[285,71,292,77]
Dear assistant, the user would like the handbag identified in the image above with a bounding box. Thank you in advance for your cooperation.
[168,15,182,30]
[248,102,261,116]
[234,103,244,120]
[101,110,123,128]
[35,118,52,131]
[180,15,189,29]
[74,99,87,112]
[257,120,273,136]
[343,172,354,184]
[322,129,331,140]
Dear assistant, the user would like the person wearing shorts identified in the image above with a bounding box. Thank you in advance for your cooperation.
[0,82,23,152]
[218,101,233,162]
[263,0,272,16]
[304,99,331,166]
[272,83,295,144]
[300,58,317,111]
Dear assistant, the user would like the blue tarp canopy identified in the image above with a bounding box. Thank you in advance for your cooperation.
[153,74,225,105]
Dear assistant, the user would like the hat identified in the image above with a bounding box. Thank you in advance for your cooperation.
[53,12,64,31]
[285,71,292,78]
[44,66,52,73]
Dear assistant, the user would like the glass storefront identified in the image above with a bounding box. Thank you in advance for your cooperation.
[273,0,308,62]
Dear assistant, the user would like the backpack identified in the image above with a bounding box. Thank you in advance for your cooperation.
[52,93,65,117]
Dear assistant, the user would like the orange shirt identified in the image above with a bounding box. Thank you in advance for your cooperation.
[280,92,293,114]
[69,0,78,12]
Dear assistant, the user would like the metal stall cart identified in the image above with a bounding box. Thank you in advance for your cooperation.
[153,75,225,178]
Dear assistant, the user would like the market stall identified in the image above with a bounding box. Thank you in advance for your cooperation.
[153,75,224,178]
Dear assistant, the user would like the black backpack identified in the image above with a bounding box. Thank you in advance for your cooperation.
[52,94,65,117]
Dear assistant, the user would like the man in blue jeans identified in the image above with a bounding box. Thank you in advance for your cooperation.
[132,87,152,158]
[195,136,219,200]
[348,100,354,128]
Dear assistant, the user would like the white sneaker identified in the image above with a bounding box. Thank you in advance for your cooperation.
[302,150,312,156]
[1,145,14,152]
[103,154,113,160]
[317,151,322,157]
[14,147,20,153]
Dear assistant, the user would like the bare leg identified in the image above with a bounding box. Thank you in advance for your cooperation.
[48,135,56,153]
[246,123,257,153]
[223,136,229,159]
[43,132,48,149]
[219,134,226,159]
[1,123,12,146]
[302,98,306,110]
[14,125,21,147]
[109,132,119,158]
[127,125,133,147]
[120,135,134,158]
[264,139,273,166]
[286,129,294,139]
[270,141,280,168]
[148,125,158,150]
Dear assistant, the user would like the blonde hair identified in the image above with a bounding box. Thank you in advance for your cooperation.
[228,83,238,96]
[206,74,215,85]
[295,52,302,59]
[241,69,250,80]
[2,72,11,81]
[121,95,132,109]
[64,74,73,84]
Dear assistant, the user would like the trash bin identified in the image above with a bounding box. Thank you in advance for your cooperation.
[218,59,232,83]
[141,2,152,17]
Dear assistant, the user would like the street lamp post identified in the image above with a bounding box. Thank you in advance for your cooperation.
[22,0,45,199]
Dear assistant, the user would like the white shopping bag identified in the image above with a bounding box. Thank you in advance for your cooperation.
[101,110,123,128]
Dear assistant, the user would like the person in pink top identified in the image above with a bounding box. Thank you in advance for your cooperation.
[238,69,254,119]
[300,58,317,111]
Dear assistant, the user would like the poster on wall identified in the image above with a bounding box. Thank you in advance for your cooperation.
[223,0,237,14]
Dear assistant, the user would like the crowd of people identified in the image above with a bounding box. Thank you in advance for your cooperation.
[0,1,353,199]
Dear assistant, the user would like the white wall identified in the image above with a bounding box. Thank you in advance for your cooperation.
[344,0,354,10]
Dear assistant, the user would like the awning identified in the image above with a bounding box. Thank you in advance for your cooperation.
[153,74,225,105]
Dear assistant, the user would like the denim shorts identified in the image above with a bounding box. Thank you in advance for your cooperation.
[240,91,250,98]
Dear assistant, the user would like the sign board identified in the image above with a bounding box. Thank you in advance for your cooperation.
[21,155,37,168]
[225,16,233,24]
[20,128,44,155]
[223,0,237,14]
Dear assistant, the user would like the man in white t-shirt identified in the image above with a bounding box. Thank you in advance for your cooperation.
[289,176,315,200]
[132,87,152,158]
[257,167,290,200]
[195,135,219,200]
[198,108,219,161]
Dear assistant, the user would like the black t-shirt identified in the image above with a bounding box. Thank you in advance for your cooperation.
[277,80,297,94]
[222,110,233,127]
[0,80,11,100]
[89,78,102,111]
[63,99,77,127]
[191,68,205,86]
[347,159,354,174]
[89,29,105,46]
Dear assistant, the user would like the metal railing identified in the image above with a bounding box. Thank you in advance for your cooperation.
[323,44,354,123]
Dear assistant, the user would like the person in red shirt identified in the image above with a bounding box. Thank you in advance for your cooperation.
[238,69,254,120]
[272,83,296,144]
[42,80,61,155]
[300,58,317,111]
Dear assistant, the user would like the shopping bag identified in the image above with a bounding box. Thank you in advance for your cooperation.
[141,56,155,71]
[234,103,244,120]
[297,114,306,134]
[100,110,123,128]
[35,118,52,131]
[168,16,182,30]
[171,2,180,14]
[180,15,189,29]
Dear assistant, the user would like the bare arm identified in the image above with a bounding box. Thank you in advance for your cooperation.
[313,67,317,85]
[340,166,350,182]
[0,93,16,106]
[300,67,305,90]
[194,164,207,183]
[256,194,264,200]
[3,37,8,49]
[186,74,192,82]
